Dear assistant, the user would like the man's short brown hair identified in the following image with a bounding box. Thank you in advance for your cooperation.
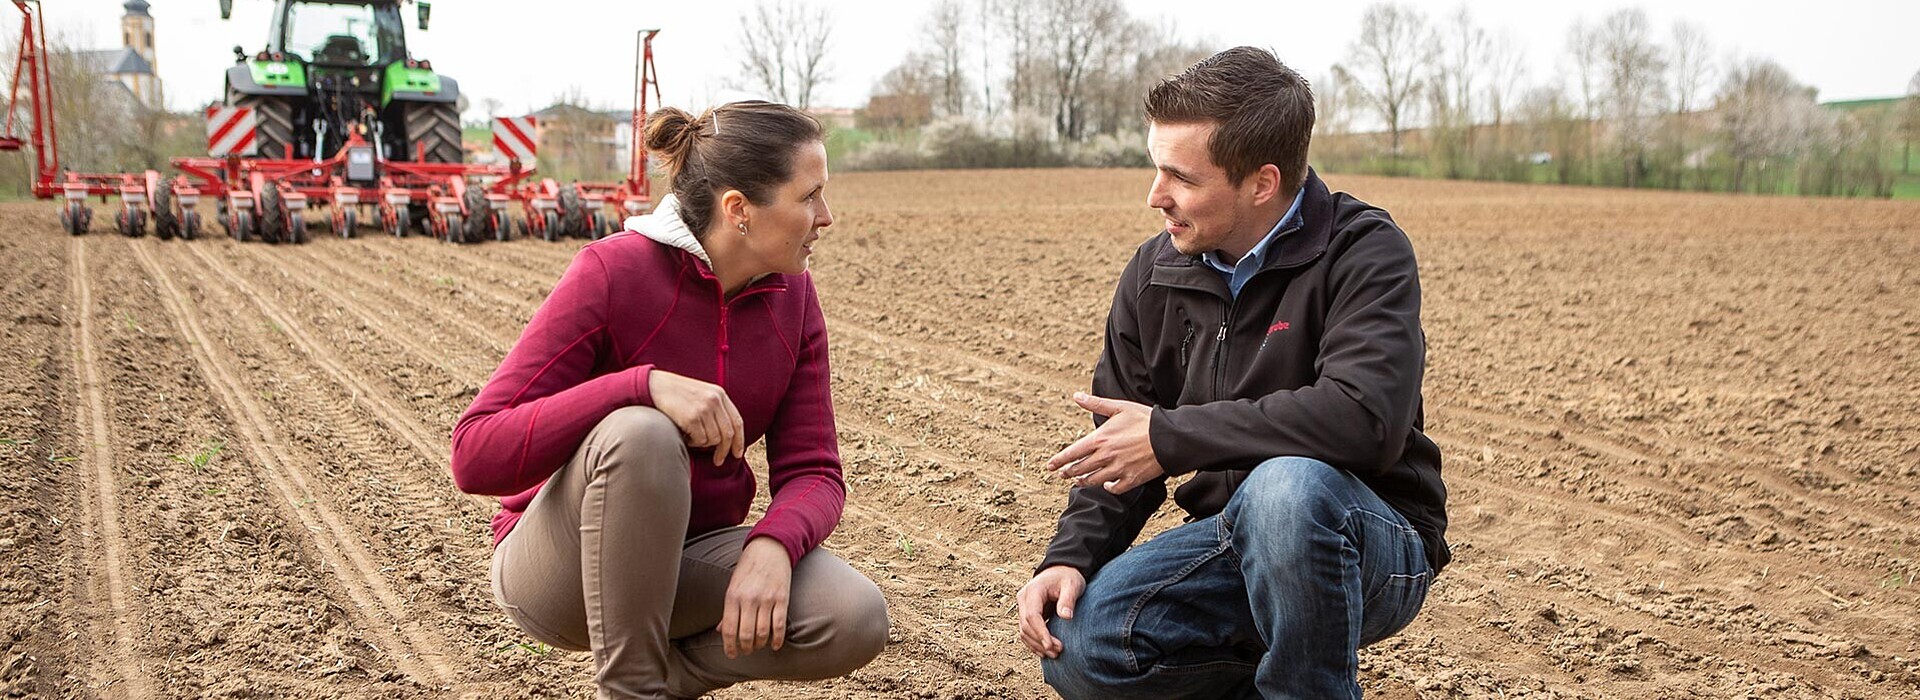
[1145,46,1314,195]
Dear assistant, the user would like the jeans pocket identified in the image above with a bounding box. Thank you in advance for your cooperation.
[1359,568,1430,646]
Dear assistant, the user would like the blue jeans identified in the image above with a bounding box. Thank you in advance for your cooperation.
[1042,457,1432,700]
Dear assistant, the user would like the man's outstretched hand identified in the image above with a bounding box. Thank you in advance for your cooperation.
[1046,392,1165,494]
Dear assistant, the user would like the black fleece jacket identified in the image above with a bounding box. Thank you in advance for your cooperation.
[1039,169,1450,576]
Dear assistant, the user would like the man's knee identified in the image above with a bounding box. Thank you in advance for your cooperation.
[1040,614,1130,700]
[1233,457,1350,514]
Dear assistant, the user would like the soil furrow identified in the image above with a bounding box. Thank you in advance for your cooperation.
[63,238,154,698]
[127,239,461,692]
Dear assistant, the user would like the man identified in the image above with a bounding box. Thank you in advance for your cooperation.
[1015,47,1449,699]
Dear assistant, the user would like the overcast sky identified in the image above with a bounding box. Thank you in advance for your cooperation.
[35,0,1920,120]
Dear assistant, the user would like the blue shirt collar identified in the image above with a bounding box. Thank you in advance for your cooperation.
[1201,186,1306,297]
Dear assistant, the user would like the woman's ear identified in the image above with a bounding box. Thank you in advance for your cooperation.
[720,189,751,230]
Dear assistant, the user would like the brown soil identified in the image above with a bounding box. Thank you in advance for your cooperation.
[1,170,1916,699]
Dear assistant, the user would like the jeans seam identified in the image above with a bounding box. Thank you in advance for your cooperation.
[1120,531,1235,675]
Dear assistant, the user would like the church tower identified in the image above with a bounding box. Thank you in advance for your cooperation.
[120,0,161,108]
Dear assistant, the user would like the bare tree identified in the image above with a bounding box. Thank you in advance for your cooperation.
[1000,0,1042,117]
[1039,0,1127,141]
[735,0,834,110]
[1342,2,1431,164]
[1481,30,1529,180]
[1565,18,1602,183]
[1717,57,1817,192]
[1426,7,1487,177]
[1903,69,1920,174]
[1595,8,1666,187]
[925,0,970,118]
[1668,21,1713,115]
[974,0,997,121]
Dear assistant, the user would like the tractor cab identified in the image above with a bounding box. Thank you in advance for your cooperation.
[271,1,407,67]
[225,0,459,167]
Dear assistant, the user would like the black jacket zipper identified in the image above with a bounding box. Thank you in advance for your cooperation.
[1212,297,1236,401]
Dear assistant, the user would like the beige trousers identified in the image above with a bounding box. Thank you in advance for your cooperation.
[490,406,889,699]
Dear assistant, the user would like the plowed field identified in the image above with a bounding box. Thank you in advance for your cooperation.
[3,170,1917,699]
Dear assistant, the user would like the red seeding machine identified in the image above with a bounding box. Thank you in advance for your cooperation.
[1,0,661,243]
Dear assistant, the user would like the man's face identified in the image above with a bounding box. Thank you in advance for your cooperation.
[1146,121,1259,257]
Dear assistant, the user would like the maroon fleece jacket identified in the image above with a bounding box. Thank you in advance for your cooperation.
[449,231,845,566]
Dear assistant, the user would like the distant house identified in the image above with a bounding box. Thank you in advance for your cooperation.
[527,103,638,180]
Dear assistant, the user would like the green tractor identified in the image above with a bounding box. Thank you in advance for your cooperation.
[221,0,460,164]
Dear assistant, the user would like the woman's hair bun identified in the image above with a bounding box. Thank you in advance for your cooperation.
[643,107,704,178]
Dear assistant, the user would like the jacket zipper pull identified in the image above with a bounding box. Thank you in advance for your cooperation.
[1180,323,1194,367]
[1217,322,1228,342]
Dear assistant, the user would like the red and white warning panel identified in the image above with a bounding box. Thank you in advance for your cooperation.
[492,116,538,163]
[205,105,257,157]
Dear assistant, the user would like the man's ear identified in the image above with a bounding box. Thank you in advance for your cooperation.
[1250,164,1284,206]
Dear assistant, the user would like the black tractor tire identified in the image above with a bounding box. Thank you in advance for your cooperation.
[557,184,589,239]
[462,187,489,243]
[288,212,306,245]
[153,181,178,240]
[260,187,287,244]
[181,210,199,241]
[404,102,463,164]
[541,212,559,242]
[230,91,295,159]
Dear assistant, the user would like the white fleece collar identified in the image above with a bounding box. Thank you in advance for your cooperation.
[624,194,709,265]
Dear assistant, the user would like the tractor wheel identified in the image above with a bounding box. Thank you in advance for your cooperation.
[557,184,588,238]
[443,213,463,244]
[231,91,295,159]
[462,187,489,243]
[404,102,463,164]
[260,187,287,244]
[390,207,410,237]
[340,209,357,238]
[494,212,511,242]
[233,211,254,242]
[118,207,146,238]
[61,202,88,235]
[542,212,559,242]
[288,212,306,244]
[153,181,178,240]
[181,210,200,241]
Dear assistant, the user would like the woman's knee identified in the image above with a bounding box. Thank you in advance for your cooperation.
[788,568,889,677]
[586,406,689,482]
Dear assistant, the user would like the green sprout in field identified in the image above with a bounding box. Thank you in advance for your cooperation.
[170,439,226,472]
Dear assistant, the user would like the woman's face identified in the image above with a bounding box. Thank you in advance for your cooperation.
[745,141,833,275]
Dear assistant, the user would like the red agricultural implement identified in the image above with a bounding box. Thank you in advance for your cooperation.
[0,0,660,243]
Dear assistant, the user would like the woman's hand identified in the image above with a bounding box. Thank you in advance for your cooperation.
[720,536,793,658]
[648,369,745,466]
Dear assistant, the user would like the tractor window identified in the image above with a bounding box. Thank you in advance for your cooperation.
[284,3,403,66]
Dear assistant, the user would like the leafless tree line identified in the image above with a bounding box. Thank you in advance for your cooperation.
[851,0,1212,169]
[1321,3,1916,198]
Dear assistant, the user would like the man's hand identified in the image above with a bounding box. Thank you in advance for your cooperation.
[649,369,746,466]
[1046,392,1165,493]
[719,536,793,658]
[1016,565,1085,658]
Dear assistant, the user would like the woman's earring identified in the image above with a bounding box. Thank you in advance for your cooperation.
[737,222,749,237]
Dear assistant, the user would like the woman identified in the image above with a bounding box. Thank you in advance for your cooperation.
[451,100,888,699]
